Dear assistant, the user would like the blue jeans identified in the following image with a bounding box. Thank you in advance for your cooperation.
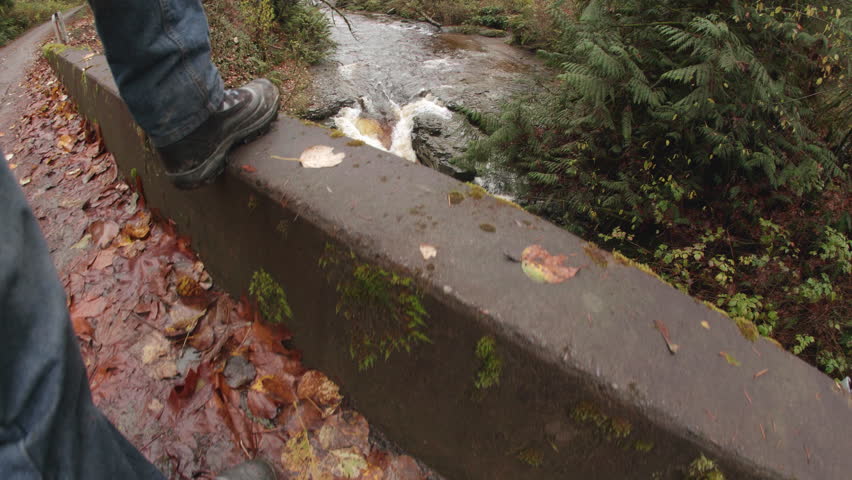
[88,0,224,148]
[0,160,167,478]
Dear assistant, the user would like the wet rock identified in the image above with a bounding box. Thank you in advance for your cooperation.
[302,97,357,121]
[224,355,256,389]
[412,112,480,181]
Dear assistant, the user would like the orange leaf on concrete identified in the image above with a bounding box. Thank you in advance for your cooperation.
[521,245,579,284]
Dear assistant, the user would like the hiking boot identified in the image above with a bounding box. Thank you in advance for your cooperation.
[158,78,280,189]
[215,460,277,480]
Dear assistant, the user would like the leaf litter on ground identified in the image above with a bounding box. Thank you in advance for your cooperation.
[4,43,429,480]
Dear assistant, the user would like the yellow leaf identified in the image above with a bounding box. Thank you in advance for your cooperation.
[701,321,710,330]
[816,77,823,85]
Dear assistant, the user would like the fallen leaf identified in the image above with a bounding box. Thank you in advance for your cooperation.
[5,153,13,161]
[71,316,94,340]
[654,319,679,354]
[176,275,203,297]
[720,351,741,367]
[19,177,31,186]
[327,447,368,479]
[318,411,370,454]
[70,297,107,319]
[89,220,120,248]
[754,368,769,379]
[124,210,151,239]
[419,244,437,260]
[279,401,325,437]
[297,370,342,416]
[164,302,207,338]
[241,164,257,173]
[700,321,710,330]
[281,431,327,479]
[90,247,116,270]
[66,168,82,177]
[521,245,579,284]
[224,355,256,389]
[141,334,171,364]
[247,389,279,419]
[152,360,179,379]
[252,375,298,404]
[299,145,345,169]
[71,233,92,250]
[57,134,76,152]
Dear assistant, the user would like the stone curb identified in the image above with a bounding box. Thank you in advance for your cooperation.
[48,48,851,480]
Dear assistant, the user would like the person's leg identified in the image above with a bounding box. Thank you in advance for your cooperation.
[87,0,280,190]
[87,0,224,148]
[0,157,166,479]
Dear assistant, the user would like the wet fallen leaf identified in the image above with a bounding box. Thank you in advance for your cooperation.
[252,374,298,404]
[90,247,116,270]
[720,351,741,367]
[70,297,107,319]
[124,210,151,239]
[164,302,207,338]
[700,321,710,330]
[754,368,769,379]
[224,355,256,389]
[152,360,179,379]
[176,275,203,297]
[318,411,370,454]
[299,145,346,169]
[279,401,325,437]
[57,134,75,152]
[71,315,94,341]
[66,167,82,177]
[241,164,257,173]
[297,370,342,417]
[141,333,171,364]
[5,153,13,161]
[71,233,92,250]
[19,177,31,186]
[281,431,329,480]
[248,389,279,419]
[521,245,579,284]
[654,319,679,354]
[419,244,437,260]
[327,447,368,479]
[89,220,120,248]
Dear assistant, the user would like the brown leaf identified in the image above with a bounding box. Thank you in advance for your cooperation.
[90,247,116,270]
[654,320,679,354]
[318,411,370,455]
[251,374,297,405]
[71,316,94,341]
[521,245,579,284]
[247,389,279,420]
[164,302,207,338]
[89,220,120,248]
[297,370,342,416]
[124,210,151,239]
[279,401,325,436]
[70,297,107,319]
[57,134,76,152]
[241,164,257,173]
[176,275,203,297]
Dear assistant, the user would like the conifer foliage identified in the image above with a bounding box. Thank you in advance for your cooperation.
[465,0,851,377]
[468,0,848,231]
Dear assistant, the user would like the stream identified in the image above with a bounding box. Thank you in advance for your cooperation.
[307,10,551,197]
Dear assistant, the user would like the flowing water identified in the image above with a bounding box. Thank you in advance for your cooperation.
[310,10,550,193]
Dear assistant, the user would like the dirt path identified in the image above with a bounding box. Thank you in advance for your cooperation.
[0,16,430,480]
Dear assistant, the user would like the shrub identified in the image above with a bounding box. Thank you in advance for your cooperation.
[464,0,851,377]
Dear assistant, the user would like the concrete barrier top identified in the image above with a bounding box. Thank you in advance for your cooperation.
[51,47,852,480]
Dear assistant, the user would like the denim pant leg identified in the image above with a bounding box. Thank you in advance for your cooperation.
[0,156,166,480]
[88,0,224,148]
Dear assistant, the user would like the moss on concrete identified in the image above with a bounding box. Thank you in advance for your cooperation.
[249,268,292,324]
[473,336,502,390]
[686,454,725,480]
[319,244,430,371]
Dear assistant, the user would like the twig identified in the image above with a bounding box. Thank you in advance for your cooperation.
[753,368,769,379]
[743,387,752,405]
[654,319,679,354]
[314,0,358,40]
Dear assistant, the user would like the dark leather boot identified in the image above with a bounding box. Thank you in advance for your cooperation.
[157,78,280,189]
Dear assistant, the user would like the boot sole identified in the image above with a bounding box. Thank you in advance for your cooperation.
[169,90,281,190]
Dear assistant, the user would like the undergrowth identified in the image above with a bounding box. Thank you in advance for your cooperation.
[461,0,852,379]
[0,0,83,46]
